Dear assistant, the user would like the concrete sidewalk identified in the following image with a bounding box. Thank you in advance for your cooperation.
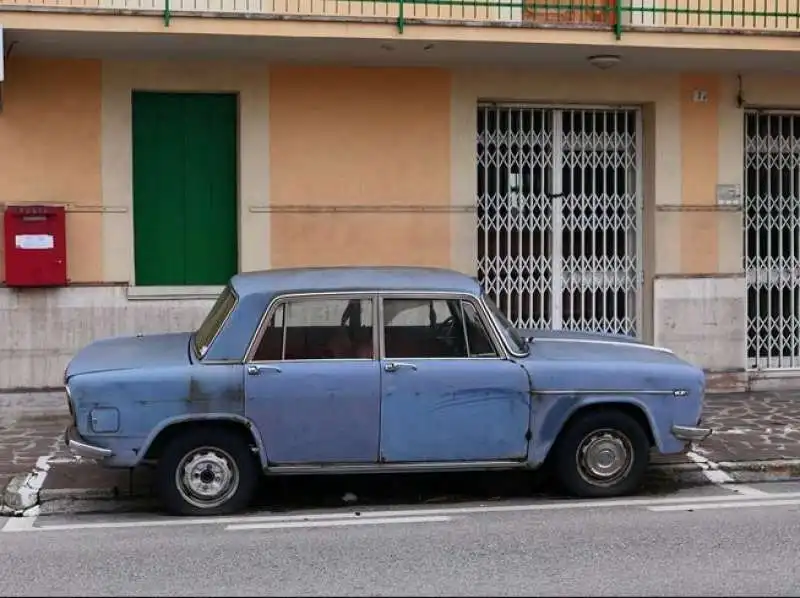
[3,391,800,515]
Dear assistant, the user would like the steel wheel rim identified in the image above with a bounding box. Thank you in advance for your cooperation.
[575,428,634,488]
[175,446,240,510]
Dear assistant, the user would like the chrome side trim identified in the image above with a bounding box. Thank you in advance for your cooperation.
[65,425,113,460]
[266,460,527,475]
[533,337,675,355]
[671,424,712,442]
[534,388,679,396]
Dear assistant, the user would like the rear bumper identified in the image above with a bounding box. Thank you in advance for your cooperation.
[65,425,113,460]
[671,423,712,442]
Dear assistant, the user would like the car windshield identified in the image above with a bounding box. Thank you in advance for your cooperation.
[194,286,237,359]
[482,292,528,355]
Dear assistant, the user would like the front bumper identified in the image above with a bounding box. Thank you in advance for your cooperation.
[65,425,113,460]
[672,423,712,442]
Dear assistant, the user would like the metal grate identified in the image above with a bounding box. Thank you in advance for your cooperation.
[745,111,800,370]
[477,105,642,336]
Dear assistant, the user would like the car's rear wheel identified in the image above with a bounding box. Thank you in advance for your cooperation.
[156,427,260,516]
[552,409,650,498]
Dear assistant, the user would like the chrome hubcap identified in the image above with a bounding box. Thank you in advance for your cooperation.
[576,429,633,487]
[176,447,239,509]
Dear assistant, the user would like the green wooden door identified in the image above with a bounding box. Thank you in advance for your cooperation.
[132,92,238,286]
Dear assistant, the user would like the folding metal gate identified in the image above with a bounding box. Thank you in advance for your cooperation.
[745,110,800,370]
[477,105,642,336]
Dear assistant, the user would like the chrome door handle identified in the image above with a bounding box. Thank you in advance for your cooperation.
[384,362,418,373]
[247,364,282,376]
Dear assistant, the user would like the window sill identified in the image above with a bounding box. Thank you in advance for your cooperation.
[126,285,223,301]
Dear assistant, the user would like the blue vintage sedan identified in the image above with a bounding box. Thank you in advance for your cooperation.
[64,267,711,516]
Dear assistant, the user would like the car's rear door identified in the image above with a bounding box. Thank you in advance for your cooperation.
[377,294,532,463]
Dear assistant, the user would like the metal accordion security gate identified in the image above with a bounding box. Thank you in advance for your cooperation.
[477,104,643,336]
[745,110,800,370]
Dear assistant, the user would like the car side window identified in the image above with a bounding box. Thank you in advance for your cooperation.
[383,298,468,359]
[253,297,374,361]
[461,300,499,358]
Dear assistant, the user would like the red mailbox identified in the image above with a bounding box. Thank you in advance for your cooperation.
[3,204,68,287]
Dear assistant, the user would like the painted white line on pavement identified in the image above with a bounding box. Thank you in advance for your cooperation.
[648,498,800,512]
[16,455,54,506]
[227,515,452,531]
[686,450,768,496]
[6,448,62,515]
[1,516,37,533]
[18,491,800,534]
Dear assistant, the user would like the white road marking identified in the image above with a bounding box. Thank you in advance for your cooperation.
[648,498,800,512]
[1,516,37,533]
[11,492,800,534]
[6,438,67,516]
[226,515,451,531]
[685,450,768,496]
[14,456,53,508]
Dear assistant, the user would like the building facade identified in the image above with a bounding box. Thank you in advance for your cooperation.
[1,1,799,395]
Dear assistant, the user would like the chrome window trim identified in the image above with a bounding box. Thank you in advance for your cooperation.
[194,285,240,363]
[377,291,508,361]
[460,299,502,359]
[244,291,379,364]
[476,296,529,358]
[244,289,515,363]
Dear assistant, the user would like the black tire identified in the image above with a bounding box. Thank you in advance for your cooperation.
[156,427,260,516]
[552,409,650,499]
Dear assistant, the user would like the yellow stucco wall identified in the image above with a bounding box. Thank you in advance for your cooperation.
[0,58,102,283]
[268,66,452,269]
[100,60,271,286]
[8,61,800,289]
[679,73,720,275]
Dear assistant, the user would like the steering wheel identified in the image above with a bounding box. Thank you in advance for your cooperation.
[434,315,462,352]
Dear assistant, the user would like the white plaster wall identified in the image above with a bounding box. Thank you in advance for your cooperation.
[653,276,746,371]
[0,286,215,391]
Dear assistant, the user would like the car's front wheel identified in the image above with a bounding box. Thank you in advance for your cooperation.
[156,427,260,516]
[552,409,650,498]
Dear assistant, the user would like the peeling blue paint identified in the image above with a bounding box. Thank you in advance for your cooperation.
[62,267,709,481]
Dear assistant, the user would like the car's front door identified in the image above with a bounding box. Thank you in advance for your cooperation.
[245,294,381,465]
[378,295,532,463]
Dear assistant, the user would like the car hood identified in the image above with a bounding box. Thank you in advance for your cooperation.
[517,327,703,393]
[518,327,647,347]
[64,332,193,380]
[518,328,665,362]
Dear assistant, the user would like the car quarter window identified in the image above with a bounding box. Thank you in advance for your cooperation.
[461,300,499,357]
[252,297,374,361]
[382,297,498,359]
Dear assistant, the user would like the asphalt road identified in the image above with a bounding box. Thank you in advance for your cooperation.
[3,481,800,597]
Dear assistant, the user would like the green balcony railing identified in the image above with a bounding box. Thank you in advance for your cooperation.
[2,0,799,38]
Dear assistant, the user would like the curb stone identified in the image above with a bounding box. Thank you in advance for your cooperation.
[718,460,800,483]
[646,459,800,486]
[4,461,800,517]
[1,472,42,516]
